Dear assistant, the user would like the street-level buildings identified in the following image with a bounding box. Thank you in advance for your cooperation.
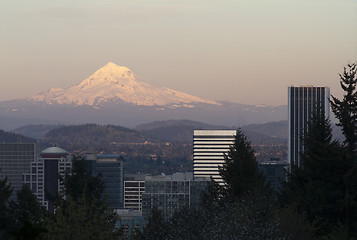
[288,86,330,166]
[142,172,209,220]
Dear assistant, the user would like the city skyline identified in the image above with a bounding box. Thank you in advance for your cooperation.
[1,0,356,106]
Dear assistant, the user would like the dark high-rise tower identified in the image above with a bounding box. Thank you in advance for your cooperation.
[288,86,330,166]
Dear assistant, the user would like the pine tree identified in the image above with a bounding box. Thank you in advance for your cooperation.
[280,113,351,238]
[44,156,118,240]
[330,62,357,238]
[10,184,47,239]
[0,175,15,239]
[219,129,268,200]
[140,206,168,240]
[331,63,357,154]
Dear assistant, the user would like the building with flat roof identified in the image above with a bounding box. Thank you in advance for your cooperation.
[0,143,40,200]
[288,86,330,166]
[142,172,209,220]
[258,158,289,193]
[124,180,145,213]
[85,154,124,209]
[193,130,236,184]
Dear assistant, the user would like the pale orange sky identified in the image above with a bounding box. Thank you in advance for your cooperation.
[0,0,356,106]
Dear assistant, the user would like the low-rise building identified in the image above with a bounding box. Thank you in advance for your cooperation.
[142,172,209,219]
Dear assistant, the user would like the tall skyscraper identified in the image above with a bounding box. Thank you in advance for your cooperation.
[0,143,40,200]
[193,130,236,184]
[24,147,72,212]
[288,86,330,166]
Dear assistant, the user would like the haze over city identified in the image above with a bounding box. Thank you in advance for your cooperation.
[1,0,356,105]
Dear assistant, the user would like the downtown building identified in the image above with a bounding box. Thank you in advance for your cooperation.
[288,86,330,166]
[141,172,209,220]
[258,158,289,193]
[24,147,72,212]
[85,154,124,210]
[193,130,236,184]
[0,143,40,200]
[124,174,147,214]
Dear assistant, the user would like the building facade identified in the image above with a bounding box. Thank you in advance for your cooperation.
[85,154,124,209]
[193,130,236,184]
[288,86,330,166]
[124,180,145,213]
[142,172,209,220]
[24,147,72,212]
[0,143,40,200]
[258,158,289,193]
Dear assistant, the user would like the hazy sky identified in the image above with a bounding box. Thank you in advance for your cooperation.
[1,0,356,106]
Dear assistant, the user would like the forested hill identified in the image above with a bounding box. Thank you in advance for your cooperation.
[134,119,288,144]
[0,129,37,143]
[42,124,155,153]
[134,119,230,143]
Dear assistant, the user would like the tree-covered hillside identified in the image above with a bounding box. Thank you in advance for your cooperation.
[0,130,37,143]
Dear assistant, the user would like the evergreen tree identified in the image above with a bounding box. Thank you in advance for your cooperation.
[219,129,268,200]
[44,156,118,240]
[330,62,357,238]
[9,185,47,239]
[62,156,104,203]
[280,113,351,238]
[11,185,46,227]
[331,63,357,154]
[0,175,15,239]
[45,193,117,240]
[140,206,169,240]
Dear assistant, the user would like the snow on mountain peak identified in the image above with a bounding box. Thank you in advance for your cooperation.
[30,62,219,107]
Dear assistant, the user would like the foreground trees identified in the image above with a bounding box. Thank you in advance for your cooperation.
[330,63,357,238]
[0,176,14,239]
[0,157,118,240]
[280,113,348,238]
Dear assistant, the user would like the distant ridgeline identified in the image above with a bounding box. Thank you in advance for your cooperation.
[0,130,37,143]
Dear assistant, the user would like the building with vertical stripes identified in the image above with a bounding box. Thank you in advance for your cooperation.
[193,130,236,184]
[288,86,330,166]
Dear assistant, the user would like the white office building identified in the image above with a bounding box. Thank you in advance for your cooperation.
[193,130,236,184]
[288,86,330,166]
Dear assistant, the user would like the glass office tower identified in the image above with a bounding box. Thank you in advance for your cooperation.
[288,86,330,166]
[85,154,124,209]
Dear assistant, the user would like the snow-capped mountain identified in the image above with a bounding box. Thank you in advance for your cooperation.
[30,62,219,107]
[0,62,287,130]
